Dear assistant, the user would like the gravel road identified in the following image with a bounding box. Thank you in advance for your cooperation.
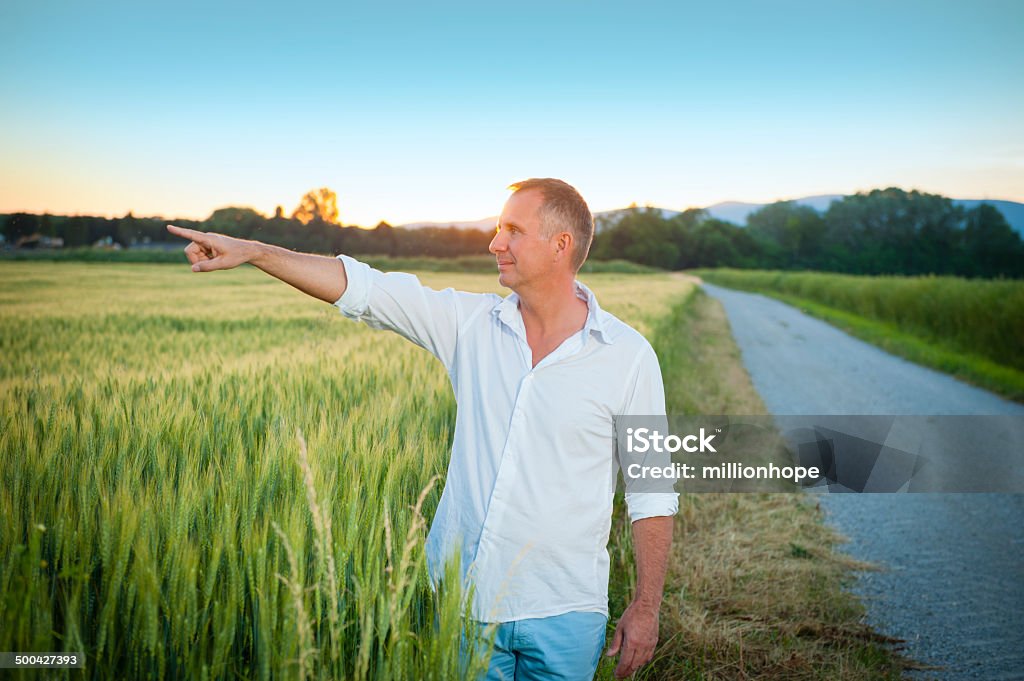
[700,283,1024,680]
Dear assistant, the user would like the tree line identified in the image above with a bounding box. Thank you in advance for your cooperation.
[3,187,1021,278]
[592,188,1023,278]
[1,206,493,259]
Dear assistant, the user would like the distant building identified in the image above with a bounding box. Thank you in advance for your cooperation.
[92,236,122,249]
[15,234,64,249]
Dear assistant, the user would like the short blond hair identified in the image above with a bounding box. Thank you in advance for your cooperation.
[508,178,594,272]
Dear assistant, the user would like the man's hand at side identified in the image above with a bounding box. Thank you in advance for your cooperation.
[605,514,673,678]
[166,224,348,304]
[605,598,660,678]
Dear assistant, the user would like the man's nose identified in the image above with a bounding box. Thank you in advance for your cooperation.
[489,231,506,254]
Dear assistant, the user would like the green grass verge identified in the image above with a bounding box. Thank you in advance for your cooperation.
[695,272,1024,402]
[771,292,1024,402]
[0,247,186,263]
[694,269,1024,373]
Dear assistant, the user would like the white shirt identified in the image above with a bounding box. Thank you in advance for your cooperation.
[334,255,678,622]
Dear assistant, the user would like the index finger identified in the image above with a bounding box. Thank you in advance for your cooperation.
[166,224,209,243]
[614,640,639,679]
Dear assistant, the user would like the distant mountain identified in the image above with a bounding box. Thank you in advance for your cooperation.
[592,206,681,233]
[398,195,1024,236]
[703,195,844,224]
[703,196,1024,235]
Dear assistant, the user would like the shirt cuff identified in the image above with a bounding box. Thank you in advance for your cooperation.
[624,492,679,523]
[334,254,372,318]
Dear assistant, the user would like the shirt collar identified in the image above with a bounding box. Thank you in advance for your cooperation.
[491,281,613,345]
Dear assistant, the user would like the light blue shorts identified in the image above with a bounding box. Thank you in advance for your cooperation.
[463,611,608,681]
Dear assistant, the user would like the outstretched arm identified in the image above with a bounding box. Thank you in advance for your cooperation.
[166,224,347,304]
[606,515,673,679]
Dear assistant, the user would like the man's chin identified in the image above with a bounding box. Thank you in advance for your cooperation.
[496,271,518,290]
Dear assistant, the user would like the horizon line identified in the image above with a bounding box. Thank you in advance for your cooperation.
[3,189,1022,225]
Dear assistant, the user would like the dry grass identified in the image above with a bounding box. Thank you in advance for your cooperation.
[601,290,906,680]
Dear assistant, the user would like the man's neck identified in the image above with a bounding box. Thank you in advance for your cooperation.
[516,275,589,339]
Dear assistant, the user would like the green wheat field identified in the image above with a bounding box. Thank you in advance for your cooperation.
[0,262,693,681]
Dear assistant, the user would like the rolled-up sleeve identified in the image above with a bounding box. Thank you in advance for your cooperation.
[333,254,492,372]
[334,254,374,318]
[620,343,680,522]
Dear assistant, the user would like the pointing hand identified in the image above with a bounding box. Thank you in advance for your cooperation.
[166,224,257,272]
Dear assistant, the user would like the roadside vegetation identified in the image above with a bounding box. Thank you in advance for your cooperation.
[597,285,905,679]
[1,262,902,679]
[695,269,1024,401]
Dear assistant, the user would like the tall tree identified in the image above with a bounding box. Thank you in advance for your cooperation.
[746,201,825,268]
[205,207,266,239]
[292,188,339,225]
[823,188,962,274]
[962,204,1024,278]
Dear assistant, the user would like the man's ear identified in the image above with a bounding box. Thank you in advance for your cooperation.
[555,231,573,261]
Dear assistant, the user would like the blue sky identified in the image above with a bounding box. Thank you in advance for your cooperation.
[1,0,1021,226]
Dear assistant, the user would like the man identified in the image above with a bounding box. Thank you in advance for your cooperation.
[167,178,677,680]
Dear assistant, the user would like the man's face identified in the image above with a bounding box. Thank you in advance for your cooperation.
[489,189,557,290]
